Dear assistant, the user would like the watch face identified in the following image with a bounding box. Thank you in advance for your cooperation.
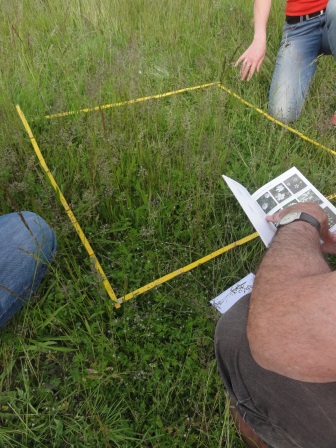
[279,212,300,225]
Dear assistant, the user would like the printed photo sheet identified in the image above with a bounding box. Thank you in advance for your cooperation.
[253,167,336,228]
[223,167,336,246]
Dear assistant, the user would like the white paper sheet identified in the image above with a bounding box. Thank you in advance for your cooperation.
[210,273,255,314]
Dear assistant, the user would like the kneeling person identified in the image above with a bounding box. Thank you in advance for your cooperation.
[215,202,336,448]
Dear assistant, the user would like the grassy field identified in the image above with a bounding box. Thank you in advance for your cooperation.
[1,1,336,446]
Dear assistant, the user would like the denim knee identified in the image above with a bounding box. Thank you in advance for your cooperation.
[20,211,57,263]
[0,212,56,328]
[268,103,299,124]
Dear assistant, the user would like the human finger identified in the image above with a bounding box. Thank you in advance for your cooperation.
[319,218,335,244]
[234,54,247,67]
[247,63,257,81]
[239,59,253,80]
[321,232,336,253]
[265,212,281,223]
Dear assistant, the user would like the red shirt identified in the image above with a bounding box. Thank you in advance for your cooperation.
[286,0,328,16]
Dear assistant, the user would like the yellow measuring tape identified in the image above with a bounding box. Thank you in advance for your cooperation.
[44,82,217,119]
[217,83,336,157]
[120,232,259,302]
[17,80,336,306]
[126,193,336,302]
[16,105,121,308]
[43,80,336,159]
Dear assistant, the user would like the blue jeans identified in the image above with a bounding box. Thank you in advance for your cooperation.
[0,212,56,328]
[269,0,336,123]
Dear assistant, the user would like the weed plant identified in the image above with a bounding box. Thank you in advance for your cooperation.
[1,0,336,447]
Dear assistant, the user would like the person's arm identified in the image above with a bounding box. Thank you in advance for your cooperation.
[247,202,336,382]
[235,0,272,81]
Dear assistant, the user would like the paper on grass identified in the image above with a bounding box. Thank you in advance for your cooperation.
[223,167,336,247]
[210,273,255,314]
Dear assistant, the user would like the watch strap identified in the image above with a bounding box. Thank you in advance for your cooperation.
[277,211,321,232]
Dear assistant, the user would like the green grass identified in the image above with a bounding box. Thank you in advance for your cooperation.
[1,0,336,446]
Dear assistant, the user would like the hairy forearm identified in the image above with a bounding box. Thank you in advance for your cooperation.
[248,220,336,382]
[255,222,330,282]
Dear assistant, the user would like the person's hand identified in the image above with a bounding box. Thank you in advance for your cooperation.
[265,202,336,254]
[234,39,266,81]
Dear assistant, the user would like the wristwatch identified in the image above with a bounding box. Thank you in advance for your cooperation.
[276,211,321,232]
